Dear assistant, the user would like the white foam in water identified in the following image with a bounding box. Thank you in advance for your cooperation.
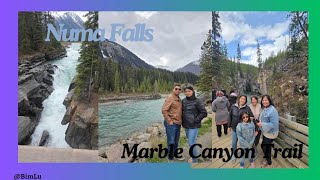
[31,43,81,148]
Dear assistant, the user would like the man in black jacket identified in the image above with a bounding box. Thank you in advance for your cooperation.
[182,85,208,163]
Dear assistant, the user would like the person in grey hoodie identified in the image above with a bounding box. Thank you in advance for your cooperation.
[212,91,230,137]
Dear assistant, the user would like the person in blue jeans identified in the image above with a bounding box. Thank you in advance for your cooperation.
[182,85,207,163]
[229,95,254,163]
[236,112,258,168]
[256,95,279,168]
[162,83,183,162]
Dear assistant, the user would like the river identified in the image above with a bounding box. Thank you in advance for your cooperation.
[30,43,81,148]
[98,93,190,148]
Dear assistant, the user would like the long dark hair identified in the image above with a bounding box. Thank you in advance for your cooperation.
[260,95,274,108]
[237,95,247,106]
[239,111,251,123]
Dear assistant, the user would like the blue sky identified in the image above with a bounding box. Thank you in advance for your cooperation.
[220,12,290,65]
[99,11,291,70]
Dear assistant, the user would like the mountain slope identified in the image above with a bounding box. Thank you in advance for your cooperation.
[99,40,155,70]
[175,60,201,75]
[52,12,84,30]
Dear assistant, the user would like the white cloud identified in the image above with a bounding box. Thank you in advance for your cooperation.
[242,34,289,66]
[99,11,211,71]
[135,11,158,19]
[98,11,289,69]
[220,12,290,46]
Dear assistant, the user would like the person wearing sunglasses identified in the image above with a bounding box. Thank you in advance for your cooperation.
[229,95,254,163]
[236,112,258,168]
[161,83,183,162]
[182,85,207,163]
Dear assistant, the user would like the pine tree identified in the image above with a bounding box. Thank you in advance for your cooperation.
[288,11,308,40]
[197,30,214,92]
[18,12,32,54]
[75,11,99,97]
[18,11,63,55]
[114,68,121,95]
[211,11,222,88]
[237,43,243,78]
[257,40,263,70]
[33,12,45,51]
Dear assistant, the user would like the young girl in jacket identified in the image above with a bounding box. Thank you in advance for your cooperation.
[236,112,258,168]
[229,95,254,163]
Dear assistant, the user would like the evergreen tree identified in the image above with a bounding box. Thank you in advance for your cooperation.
[257,40,263,70]
[288,11,308,40]
[114,68,121,95]
[197,30,214,92]
[236,43,243,78]
[75,11,99,97]
[211,11,222,88]
[18,11,63,55]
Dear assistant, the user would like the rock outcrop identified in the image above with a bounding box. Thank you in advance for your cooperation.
[18,53,62,145]
[61,78,99,150]
[100,122,165,162]
[39,130,50,146]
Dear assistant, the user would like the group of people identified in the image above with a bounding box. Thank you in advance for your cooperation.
[161,83,207,163]
[161,83,279,167]
[211,89,279,168]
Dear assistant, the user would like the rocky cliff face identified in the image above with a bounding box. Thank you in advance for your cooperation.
[18,51,66,145]
[267,59,308,125]
[61,78,98,150]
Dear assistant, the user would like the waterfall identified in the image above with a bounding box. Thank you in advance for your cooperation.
[30,43,81,148]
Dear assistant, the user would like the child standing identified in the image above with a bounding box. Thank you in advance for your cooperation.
[236,112,258,168]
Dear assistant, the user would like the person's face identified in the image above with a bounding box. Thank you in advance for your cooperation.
[173,86,181,95]
[239,96,246,106]
[242,114,249,123]
[262,97,270,107]
[252,98,258,105]
[184,89,193,97]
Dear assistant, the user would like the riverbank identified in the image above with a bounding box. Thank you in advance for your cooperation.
[98,110,213,163]
[99,93,163,105]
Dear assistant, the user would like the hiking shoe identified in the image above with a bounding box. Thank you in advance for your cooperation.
[250,162,256,168]
[231,156,236,163]
[175,157,185,161]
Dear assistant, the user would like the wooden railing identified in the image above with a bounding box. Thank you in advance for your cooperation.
[273,115,308,168]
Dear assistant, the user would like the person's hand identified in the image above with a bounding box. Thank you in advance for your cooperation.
[257,120,263,127]
[254,131,258,136]
[169,120,174,125]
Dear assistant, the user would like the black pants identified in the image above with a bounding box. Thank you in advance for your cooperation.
[216,123,228,137]
[254,130,261,146]
[261,135,274,165]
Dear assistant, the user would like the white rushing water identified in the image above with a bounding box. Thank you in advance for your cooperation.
[31,43,81,148]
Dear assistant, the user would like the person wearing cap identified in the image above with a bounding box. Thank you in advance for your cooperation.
[212,91,230,137]
[182,85,208,163]
[162,83,183,162]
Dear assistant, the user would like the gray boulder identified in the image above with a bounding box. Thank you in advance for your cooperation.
[39,130,50,146]
[18,116,37,144]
